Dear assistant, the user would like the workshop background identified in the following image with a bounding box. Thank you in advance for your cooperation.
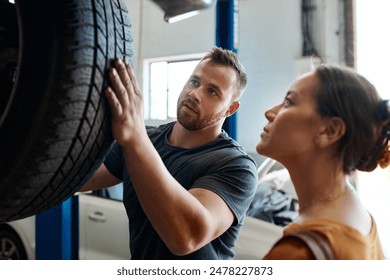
[124,0,390,257]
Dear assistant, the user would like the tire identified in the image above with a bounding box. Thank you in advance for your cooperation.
[0,227,27,259]
[0,0,133,222]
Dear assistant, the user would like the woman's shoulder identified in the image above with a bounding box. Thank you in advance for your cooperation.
[277,217,384,259]
[297,189,372,236]
[285,217,381,242]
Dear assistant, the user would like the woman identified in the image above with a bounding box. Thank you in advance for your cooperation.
[257,65,389,259]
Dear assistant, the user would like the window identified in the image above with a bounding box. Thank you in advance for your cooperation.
[143,54,204,122]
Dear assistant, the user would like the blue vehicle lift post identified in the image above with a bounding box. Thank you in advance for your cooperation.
[35,195,79,260]
[216,0,238,140]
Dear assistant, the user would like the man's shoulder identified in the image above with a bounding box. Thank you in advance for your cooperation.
[217,132,255,159]
[146,122,175,136]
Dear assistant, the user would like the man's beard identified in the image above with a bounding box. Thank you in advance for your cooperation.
[176,101,225,131]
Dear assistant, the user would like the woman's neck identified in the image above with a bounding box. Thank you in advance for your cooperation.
[282,155,349,214]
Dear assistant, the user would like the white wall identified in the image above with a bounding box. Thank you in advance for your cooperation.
[124,0,344,154]
[238,0,302,153]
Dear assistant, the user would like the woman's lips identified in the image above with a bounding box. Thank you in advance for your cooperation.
[261,127,269,139]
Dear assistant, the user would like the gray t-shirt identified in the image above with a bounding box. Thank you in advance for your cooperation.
[104,122,257,259]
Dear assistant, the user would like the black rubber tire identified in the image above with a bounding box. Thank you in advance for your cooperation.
[0,0,133,222]
[0,226,28,259]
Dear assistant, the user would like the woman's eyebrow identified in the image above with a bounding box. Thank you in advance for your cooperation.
[286,90,299,97]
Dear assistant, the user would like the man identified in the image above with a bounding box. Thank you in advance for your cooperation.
[80,47,257,259]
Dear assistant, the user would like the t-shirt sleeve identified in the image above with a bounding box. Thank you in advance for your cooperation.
[104,126,156,180]
[193,155,257,225]
[103,141,124,180]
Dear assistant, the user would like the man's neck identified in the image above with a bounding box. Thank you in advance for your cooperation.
[168,122,222,149]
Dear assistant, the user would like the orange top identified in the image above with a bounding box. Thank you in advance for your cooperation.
[262,218,384,260]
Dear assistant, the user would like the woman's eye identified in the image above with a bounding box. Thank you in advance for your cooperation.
[283,97,292,106]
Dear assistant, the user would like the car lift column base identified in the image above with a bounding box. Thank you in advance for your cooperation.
[35,196,79,260]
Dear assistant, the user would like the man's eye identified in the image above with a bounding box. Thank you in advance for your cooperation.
[190,79,200,87]
[208,88,217,95]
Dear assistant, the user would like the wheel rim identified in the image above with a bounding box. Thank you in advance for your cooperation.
[0,236,21,260]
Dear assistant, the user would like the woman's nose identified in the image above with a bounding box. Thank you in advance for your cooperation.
[265,104,279,121]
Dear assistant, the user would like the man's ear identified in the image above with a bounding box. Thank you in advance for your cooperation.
[315,117,346,147]
[226,101,240,117]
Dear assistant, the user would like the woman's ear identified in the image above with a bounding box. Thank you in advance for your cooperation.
[226,101,240,117]
[315,117,346,147]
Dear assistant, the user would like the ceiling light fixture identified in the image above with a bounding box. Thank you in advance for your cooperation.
[151,0,217,23]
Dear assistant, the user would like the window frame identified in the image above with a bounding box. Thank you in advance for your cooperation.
[142,53,206,126]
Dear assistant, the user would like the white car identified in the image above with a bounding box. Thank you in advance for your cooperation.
[1,159,295,260]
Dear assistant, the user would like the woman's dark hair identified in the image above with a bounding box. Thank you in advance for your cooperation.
[314,65,390,173]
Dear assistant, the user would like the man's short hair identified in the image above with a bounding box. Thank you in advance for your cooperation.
[202,47,248,99]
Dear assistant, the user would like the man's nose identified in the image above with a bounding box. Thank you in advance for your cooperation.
[188,86,201,100]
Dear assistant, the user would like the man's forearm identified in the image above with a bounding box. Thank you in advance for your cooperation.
[120,136,216,255]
